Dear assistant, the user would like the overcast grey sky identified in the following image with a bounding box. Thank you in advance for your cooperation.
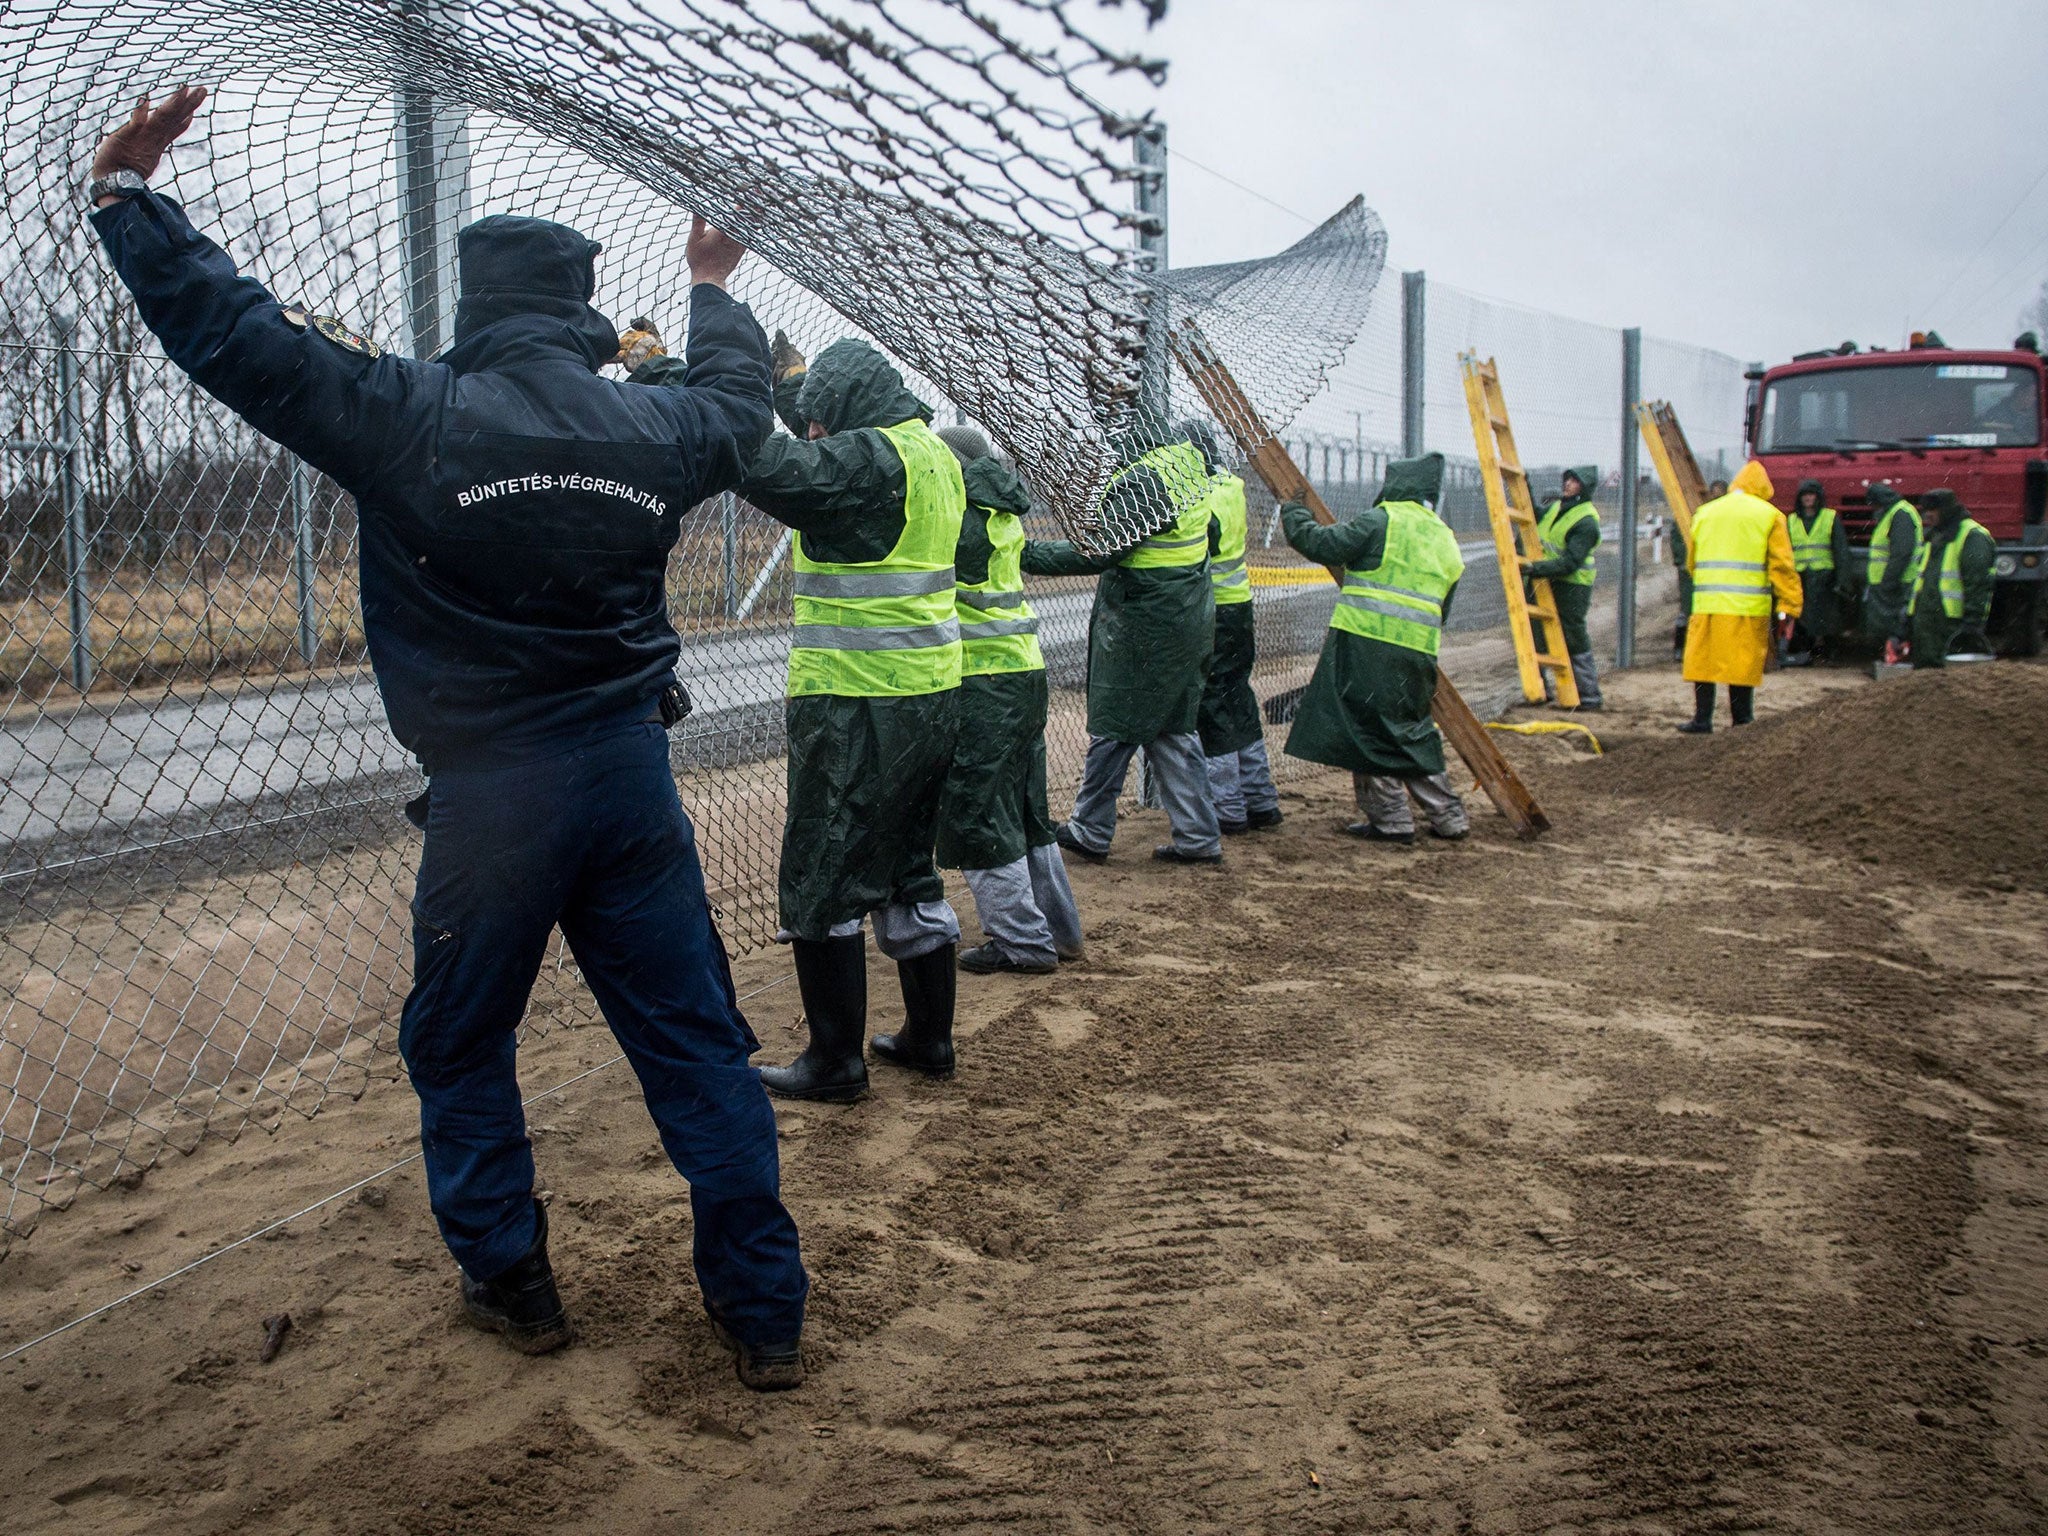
[1147,0,2048,364]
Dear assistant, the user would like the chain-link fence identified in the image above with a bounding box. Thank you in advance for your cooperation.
[0,0,1747,1233]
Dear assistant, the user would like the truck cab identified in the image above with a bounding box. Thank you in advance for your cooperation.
[1748,340,2048,652]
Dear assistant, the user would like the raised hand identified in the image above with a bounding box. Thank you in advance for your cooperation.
[769,328,806,381]
[92,85,208,183]
[687,214,745,291]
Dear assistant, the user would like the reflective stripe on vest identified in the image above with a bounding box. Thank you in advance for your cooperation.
[1537,499,1599,586]
[1328,500,1465,656]
[789,418,966,697]
[955,505,1045,676]
[1867,500,1921,583]
[1205,471,1252,605]
[1688,492,1780,617]
[1788,506,1836,573]
[1911,518,1991,620]
[1114,442,1214,570]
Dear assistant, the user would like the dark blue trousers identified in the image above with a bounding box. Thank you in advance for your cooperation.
[399,721,807,1347]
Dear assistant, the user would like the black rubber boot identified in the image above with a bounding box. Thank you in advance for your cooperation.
[760,935,870,1103]
[872,944,957,1078]
[460,1199,573,1355]
[1676,681,1714,734]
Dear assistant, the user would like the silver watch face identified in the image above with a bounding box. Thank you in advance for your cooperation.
[86,169,145,202]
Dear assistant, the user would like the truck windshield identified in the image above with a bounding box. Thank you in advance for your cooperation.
[1759,362,2041,451]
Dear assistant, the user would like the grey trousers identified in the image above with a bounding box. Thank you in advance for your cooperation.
[1354,772,1470,837]
[964,843,1085,967]
[1069,733,1222,857]
[1570,649,1604,708]
[1205,738,1280,823]
[779,899,960,960]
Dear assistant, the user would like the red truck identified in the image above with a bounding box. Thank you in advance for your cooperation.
[1746,336,2048,653]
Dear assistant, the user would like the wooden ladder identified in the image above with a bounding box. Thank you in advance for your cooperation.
[1634,400,1708,545]
[1459,352,1578,708]
[1174,318,1550,839]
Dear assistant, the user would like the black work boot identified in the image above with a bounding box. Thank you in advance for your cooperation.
[872,944,957,1078]
[761,935,870,1103]
[710,1317,805,1392]
[1054,821,1108,865]
[460,1200,573,1355]
[1345,821,1414,845]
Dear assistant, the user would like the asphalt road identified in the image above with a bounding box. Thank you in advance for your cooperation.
[1,542,1517,864]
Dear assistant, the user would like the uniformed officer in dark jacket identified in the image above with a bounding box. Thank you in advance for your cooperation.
[86,89,807,1390]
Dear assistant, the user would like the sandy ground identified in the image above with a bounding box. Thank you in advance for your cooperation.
[2,658,2046,1533]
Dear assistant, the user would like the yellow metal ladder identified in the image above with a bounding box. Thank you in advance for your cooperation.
[1459,352,1578,707]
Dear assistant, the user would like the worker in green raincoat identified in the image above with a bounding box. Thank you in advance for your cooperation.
[1903,489,1995,668]
[1520,465,1603,710]
[1783,478,1851,665]
[1281,452,1470,843]
[1862,481,1921,647]
[1189,421,1282,836]
[1023,417,1224,866]
[638,334,965,1101]
[932,424,1084,975]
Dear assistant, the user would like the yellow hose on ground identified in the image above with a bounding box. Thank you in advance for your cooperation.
[1486,720,1603,754]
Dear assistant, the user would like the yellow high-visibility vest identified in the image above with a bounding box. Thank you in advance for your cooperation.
[1205,472,1251,605]
[1788,506,1837,573]
[1114,442,1213,570]
[1329,500,1464,656]
[956,505,1044,676]
[1689,491,1780,617]
[789,418,965,697]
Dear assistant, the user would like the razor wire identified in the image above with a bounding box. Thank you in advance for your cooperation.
[0,0,1404,1229]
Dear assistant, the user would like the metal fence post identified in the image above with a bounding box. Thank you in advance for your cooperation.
[721,492,740,618]
[396,0,472,358]
[54,314,92,695]
[1401,270,1426,457]
[1134,119,1168,810]
[1133,119,1169,427]
[291,456,318,665]
[1617,326,1642,669]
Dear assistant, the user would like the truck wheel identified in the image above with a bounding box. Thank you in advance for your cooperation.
[1994,582,2045,657]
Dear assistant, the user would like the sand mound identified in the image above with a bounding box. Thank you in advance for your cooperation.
[1585,663,2048,890]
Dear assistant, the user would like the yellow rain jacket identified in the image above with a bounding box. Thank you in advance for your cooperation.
[1682,460,1803,688]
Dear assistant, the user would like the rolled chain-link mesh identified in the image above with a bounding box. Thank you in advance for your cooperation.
[0,0,1401,1228]
[0,0,1750,1237]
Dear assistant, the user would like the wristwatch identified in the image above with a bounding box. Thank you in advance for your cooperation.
[85,169,147,207]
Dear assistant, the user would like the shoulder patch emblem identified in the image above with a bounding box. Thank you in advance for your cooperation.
[310,314,382,359]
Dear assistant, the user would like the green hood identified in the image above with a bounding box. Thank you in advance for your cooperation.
[1181,418,1225,474]
[1918,487,1966,535]
[792,339,932,435]
[1868,482,1903,512]
[1561,465,1598,505]
[1377,451,1445,507]
[1108,410,1189,470]
[963,455,1033,516]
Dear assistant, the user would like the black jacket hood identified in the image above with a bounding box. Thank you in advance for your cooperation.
[1794,478,1826,515]
[444,215,616,373]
